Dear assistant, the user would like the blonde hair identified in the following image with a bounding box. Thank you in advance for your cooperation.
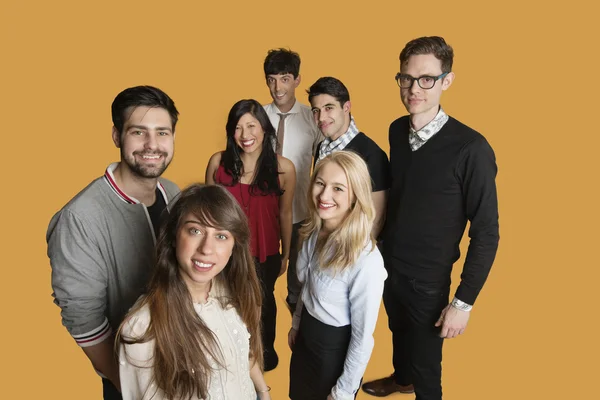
[300,151,376,271]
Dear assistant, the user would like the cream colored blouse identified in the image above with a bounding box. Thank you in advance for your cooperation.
[119,284,256,400]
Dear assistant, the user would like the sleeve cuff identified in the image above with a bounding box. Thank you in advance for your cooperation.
[72,318,112,347]
[454,284,480,306]
[331,385,356,400]
[451,297,473,312]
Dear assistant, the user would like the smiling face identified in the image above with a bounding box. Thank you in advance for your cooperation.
[310,94,351,141]
[112,106,175,179]
[312,161,354,231]
[266,73,300,112]
[233,112,265,155]
[175,212,235,293]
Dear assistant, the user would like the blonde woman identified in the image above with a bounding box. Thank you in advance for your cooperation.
[288,151,388,400]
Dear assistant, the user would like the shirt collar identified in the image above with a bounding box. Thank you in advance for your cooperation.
[271,98,300,115]
[323,116,359,149]
[409,106,448,142]
[192,279,230,309]
[318,116,360,161]
[103,162,167,205]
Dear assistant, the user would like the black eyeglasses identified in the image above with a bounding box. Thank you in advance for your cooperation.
[395,72,449,89]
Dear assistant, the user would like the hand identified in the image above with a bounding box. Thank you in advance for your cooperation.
[279,256,289,277]
[435,304,470,339]
[327,395,334,400]
[288,327,298,350]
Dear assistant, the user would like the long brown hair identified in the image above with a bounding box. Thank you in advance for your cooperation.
[117,184,263,399]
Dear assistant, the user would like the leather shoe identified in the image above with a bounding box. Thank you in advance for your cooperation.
[362,374,414,397]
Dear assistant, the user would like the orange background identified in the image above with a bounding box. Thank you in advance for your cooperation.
[1,1,597,399]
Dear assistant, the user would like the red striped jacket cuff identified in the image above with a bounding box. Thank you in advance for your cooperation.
[72,318,112,347]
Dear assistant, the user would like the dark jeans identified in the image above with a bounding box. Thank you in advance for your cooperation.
[255,253,282,357]
[102,378,122,400]
[286,222,303,311]
[383,270,450,400]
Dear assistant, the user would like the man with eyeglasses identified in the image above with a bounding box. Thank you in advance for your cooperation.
[362,36,500,399]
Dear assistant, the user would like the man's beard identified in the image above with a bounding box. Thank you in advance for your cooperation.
[121,149,171,179]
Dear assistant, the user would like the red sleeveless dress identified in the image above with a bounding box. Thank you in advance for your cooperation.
[215,164,281,263]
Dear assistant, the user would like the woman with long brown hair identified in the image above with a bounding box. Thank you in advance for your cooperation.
[117,184,271,400]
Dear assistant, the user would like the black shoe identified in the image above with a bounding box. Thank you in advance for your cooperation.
[264,349,279,372]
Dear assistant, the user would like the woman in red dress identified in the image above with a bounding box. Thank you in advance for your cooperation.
[205,99,296,371]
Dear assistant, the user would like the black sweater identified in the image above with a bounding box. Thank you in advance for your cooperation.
[314,132,391,192]
[383,116,499,304]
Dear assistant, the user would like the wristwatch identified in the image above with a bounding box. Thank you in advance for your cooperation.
[451,297,473,312]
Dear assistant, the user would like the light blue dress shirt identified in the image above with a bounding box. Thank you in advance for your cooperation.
[292,231,388,400]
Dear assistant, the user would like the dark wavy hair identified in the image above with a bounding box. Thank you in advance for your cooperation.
[221,99,283,196]
[117,184,263,400]
[263,48,301,78]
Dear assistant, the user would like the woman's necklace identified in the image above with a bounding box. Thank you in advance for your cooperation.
[239,167,254,212]
[239,181,251,212]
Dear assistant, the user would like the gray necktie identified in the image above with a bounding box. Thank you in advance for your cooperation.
[276,113,288,155]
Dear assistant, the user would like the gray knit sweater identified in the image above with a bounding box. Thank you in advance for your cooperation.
[46,163,180,347]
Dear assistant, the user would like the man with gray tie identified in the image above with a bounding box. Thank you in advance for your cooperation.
[262,48,323,316]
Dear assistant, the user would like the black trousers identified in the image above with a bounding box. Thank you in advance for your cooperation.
[255,253,281,358]
[102,378,122,400]
[289,309,355,400]
[286,222,303,311]
[383,270,450,400]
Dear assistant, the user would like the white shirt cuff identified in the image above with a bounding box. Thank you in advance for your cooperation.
[331,385,355,400]
[451,297,473,312]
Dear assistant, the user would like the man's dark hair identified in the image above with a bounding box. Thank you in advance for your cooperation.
[306,77,350,105]
[263,48,301,79]
[400,36,454,73]
[111,85,179,135]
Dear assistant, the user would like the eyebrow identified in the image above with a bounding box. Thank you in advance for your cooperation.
[268,74,293,79]
[312,103,338,110]
[127,125,172,132]
[183,220,229,231]
[400,73,437,78]
[316,177,347,188]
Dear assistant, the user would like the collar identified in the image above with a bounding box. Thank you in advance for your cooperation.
[318,116,359,161]
[103,162,168,205]
[408,107,449,151]
[192,279,230,309]
[409,107,449,141]
[269,99,300,115]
